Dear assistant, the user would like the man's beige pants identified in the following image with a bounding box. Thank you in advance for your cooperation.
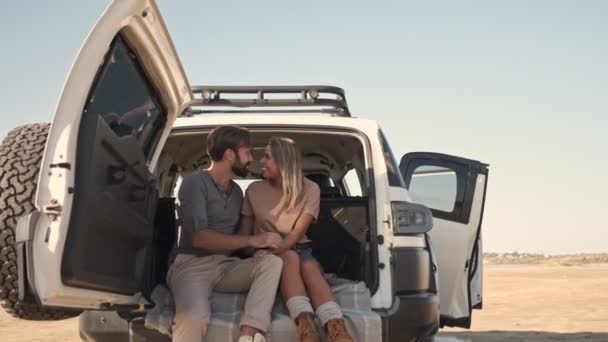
[167,253,283,342]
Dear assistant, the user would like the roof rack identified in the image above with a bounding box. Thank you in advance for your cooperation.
[188,85,351,117]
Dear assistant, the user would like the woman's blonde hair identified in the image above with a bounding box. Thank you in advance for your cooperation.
[268,137,303,210]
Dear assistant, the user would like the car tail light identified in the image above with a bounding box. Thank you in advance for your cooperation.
[391,201,433,234]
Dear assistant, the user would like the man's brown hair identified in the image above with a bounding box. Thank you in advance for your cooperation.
[207,126,251,161]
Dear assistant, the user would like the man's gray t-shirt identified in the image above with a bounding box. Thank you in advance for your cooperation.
[174,170,243,258]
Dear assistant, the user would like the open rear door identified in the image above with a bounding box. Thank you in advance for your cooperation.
[26,0,192,309]
[399,153,488,328]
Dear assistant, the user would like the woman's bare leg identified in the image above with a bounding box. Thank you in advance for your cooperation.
[278,250,307,299]
[300,259,335,308]
[279,251,320,341]
[301,259,352,341]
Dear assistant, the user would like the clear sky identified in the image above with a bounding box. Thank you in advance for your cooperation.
[1,1,607,254]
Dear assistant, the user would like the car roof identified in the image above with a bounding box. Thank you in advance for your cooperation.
[172,114,379,132]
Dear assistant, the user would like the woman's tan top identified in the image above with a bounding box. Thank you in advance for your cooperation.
[242,178,320,243]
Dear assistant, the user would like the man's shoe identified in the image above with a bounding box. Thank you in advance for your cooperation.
[237,332,266,342]
[326,318,353,342]
[295,312,320,342]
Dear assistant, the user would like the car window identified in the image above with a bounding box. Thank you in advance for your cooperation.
[343,169,363,197]
[172,175,183,201]
[84,37,166,157]
[378,130,406,188]
[408,165,457,212]
[234,179,259,193]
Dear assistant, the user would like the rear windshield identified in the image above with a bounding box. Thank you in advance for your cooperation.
[379,130,406,188]
[85,36,166,157]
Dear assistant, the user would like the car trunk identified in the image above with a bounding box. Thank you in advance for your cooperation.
[122,127,382,340]
[145,127,378,295]
[81,128,382,341]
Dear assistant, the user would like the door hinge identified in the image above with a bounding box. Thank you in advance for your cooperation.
[43,199,62,220]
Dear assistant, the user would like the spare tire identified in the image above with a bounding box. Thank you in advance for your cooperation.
[0,123,80,320]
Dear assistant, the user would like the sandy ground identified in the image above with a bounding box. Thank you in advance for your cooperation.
[1,263,607,341]
[439,263,608,341]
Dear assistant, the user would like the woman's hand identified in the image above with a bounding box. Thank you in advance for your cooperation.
[271,240,290,255]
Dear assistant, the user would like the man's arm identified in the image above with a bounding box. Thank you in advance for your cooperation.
[192,226,282,252]
[237,214,254,236]
[192,228,252,251]
[179,176,282,253]
[235,214,256,256]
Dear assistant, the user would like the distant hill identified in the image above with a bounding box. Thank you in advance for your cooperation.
[484,252,608,266]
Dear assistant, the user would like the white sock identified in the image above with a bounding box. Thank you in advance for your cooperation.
[237,334,266,342]
[286,296,314,321]
[315,301,343,326]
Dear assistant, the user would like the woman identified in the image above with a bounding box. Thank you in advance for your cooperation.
[239,137,353,342]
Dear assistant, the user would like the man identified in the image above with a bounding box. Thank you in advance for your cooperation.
[167,126,283,342]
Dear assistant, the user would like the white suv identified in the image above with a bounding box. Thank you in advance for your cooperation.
[0,1,488,341]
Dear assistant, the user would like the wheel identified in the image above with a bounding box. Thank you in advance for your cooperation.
[0,123,80,320]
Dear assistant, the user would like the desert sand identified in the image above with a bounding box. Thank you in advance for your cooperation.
[439,262,608,341]
[1,260,607,341]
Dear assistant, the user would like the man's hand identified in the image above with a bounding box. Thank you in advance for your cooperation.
[249,232,282,250]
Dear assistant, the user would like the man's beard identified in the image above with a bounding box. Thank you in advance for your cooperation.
[231,156,250,178]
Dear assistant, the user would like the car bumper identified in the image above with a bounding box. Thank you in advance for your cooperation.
[79,311,169,342]
[376,292,440,341]
[80,293,439,342]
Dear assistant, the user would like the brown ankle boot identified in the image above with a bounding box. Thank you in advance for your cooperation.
[295,313,320,342]
[326,318,353,342]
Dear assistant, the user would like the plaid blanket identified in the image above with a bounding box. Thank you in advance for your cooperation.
[145,274,381,341]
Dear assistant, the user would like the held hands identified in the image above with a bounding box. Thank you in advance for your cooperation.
[250,232,282,250]
[252,243,288,262]
[271,241,289,255]
[249,232,291,260]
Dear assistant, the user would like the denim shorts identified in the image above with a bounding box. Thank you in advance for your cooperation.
[293,243,315,261]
